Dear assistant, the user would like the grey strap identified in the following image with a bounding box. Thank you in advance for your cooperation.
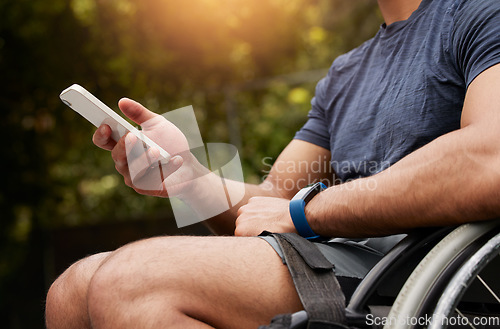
[272,233,348,328]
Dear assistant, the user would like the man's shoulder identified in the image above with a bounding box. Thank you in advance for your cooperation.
[327,37,377,73]
[451,0,500,22]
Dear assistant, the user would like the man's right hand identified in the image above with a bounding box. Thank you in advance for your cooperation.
[92,98,199,198]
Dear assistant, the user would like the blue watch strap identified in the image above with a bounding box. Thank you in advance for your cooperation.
[289,199,320,239]
[289,182,326,240]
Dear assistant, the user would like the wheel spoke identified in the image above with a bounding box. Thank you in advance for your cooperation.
[455,308,477,329]
[477,274,500,304]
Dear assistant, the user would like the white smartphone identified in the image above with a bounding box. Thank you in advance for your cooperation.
[60,84,170,160]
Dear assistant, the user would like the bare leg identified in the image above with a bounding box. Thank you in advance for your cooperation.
[47,236,303,329]
[46,252,111,329]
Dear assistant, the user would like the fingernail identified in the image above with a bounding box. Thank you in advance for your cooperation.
[148,147,160,160]
[172,156,183,166]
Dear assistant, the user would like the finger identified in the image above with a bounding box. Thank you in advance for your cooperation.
[126,135,161,186]
[111,133,131,176]
[234,216,244,236]
[125,139,174,192]
[158,155,183,180]
[92,124,117,151]
[234,217,253,237]
[118,98,157,126]
[237,204,246,218]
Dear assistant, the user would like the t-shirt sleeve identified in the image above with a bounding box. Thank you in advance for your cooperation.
[294,77,331,150]
[451,0,500,87]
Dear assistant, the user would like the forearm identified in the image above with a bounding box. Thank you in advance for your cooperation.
[201,179,279,235]
[172,154,280,235]
[306,125,500,238]
[183,140,334,236]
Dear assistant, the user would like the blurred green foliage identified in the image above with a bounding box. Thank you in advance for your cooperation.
[0,0,381,327]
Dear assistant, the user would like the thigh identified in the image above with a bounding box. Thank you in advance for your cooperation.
[89,236,303,329]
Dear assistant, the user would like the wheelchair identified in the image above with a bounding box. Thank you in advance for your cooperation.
[289,219,500,329]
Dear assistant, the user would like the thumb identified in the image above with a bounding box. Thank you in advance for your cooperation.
[118,98,157,126]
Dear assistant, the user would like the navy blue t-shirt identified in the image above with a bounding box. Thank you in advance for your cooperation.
[295,0,500,182]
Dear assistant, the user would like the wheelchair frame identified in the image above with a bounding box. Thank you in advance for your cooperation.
[289,219,500,329]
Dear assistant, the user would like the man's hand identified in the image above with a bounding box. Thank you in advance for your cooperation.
[92,98,201,198]
[234,197,297,236]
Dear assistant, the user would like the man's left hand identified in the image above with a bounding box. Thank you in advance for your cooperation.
[234,197,296,236]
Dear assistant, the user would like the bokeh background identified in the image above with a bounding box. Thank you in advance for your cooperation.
[0,0,381,327]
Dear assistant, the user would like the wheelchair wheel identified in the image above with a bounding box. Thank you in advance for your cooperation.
[384,220,500,329]
[428,231,500,329]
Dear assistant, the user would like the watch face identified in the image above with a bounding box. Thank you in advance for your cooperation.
[292,187,311,201]
[292,182,325,202]
[303,183,324,202]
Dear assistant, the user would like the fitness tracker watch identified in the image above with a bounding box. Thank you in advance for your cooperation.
[289,182,327,239]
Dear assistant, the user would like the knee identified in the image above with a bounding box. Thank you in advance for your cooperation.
[87,238,179,322]
[89,238,180,293]
[45,252,110,329]
[45,271,66,327]
[86,252,129,312]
